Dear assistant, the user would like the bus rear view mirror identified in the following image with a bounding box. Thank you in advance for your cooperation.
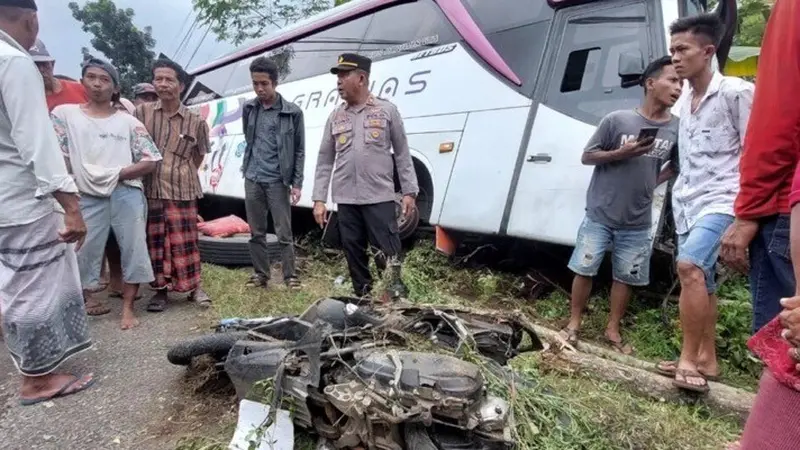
[618,51,644,89]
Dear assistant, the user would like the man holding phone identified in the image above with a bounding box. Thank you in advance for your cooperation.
[561,56,682,354]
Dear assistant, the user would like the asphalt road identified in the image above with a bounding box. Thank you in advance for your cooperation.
[0,293,208,450]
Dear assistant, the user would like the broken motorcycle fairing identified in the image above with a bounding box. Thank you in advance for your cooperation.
[171,297,539,449]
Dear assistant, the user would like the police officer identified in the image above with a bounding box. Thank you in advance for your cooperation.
[312,53,419,298]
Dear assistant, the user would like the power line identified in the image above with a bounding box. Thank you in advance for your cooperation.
[169,10,193,55]
[185,25,212,69]
[174,17,199,61]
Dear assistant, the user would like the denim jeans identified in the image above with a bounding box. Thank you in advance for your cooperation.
[676,213,734,294]
[567,216,652,286]
[750,214,795,333]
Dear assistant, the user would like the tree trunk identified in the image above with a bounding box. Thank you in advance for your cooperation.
[532,324,755,424]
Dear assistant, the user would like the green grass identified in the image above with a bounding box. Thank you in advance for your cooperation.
[175,241,746,450]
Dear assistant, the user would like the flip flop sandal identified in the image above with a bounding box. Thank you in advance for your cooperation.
[19,374,96,406]
[673,368,710,393]
[285,277,302,290]
[191,290,212,308]
[84,283,108,294]
[146,297,167,313]
[656,360,720,381]
[245,277,267,288]
[84,299,111,316]
[605,337,634,355]
[559,327,579,346]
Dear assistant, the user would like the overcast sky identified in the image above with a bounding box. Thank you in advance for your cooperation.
[39,0,236,78]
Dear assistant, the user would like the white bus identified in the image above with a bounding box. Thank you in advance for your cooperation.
[184,0,737,254]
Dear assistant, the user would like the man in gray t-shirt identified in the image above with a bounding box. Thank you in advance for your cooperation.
[560,56,682,354]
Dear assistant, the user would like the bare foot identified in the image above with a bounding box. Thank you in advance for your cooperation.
[694,352,720,378]
[605,328,623,344]
[20,373,94,403]
[120,309,140,330]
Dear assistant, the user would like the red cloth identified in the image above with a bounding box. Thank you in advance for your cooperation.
[734,0,800,220]
[46,80,88,112]
[739,369,800,450]
[747,318,800,390]
[146,199,202,293]
[197,215,250,237]
[791,152,800,208]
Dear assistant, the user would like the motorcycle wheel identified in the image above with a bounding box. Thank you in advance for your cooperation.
[167,331,250,366]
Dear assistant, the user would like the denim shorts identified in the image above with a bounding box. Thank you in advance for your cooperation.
[676,213,734,294]
[568,216,653,286]
[77,185,154,290]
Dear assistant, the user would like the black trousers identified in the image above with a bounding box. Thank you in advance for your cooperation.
[338,201,401,297]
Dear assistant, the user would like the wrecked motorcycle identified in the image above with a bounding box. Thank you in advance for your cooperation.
[167,297,543,449]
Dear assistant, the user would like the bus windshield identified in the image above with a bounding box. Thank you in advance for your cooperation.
[458,0,553,93]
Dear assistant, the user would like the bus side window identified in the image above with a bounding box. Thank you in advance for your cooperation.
[561,48,601,93]
[360,0,459,61]
[545,1,651,125]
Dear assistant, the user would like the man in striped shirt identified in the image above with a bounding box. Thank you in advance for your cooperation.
[135,59,211,312]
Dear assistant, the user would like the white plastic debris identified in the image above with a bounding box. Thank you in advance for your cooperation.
[228,399,294,450]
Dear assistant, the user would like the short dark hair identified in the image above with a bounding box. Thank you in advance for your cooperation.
[151,58,186,84]
[641,55,674,93]
[249,56,279,84]
[669,13,724,46]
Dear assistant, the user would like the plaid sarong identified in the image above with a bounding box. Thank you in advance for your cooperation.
[146,199,201,293]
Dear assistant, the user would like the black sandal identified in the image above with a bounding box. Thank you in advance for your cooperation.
[146,296,167,313]
[245,275,267,288]
[109,291,143,300]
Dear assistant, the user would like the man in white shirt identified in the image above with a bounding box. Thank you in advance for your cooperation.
[0,0,95,406]
[52,58,162,331]
[656,13,754,393]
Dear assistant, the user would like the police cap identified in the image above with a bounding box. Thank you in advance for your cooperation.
[330,53,371,75]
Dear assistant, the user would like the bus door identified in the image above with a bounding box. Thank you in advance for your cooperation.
[503,0,660,246]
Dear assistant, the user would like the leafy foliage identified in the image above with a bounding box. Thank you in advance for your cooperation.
[709,0,772,47]
[733,0,772,47]
[192,0,352,46]
[68,0,156,96]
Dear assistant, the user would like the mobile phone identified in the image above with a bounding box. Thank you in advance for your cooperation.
[637,127,659,142]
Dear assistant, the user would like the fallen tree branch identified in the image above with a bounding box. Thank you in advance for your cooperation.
[531,324,658,371]
[533,324,754,423]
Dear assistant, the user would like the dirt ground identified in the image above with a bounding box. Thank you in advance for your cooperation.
[0,291,214,450]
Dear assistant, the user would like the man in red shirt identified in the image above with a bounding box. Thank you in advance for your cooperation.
[721,0,798,333]
[29,39,87,111]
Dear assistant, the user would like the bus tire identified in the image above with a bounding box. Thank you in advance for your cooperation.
[198,233,281,266]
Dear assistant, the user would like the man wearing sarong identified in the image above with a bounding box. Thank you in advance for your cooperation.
[51,58,162,330]
[0,0,94,405]
[135,58,211,312]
